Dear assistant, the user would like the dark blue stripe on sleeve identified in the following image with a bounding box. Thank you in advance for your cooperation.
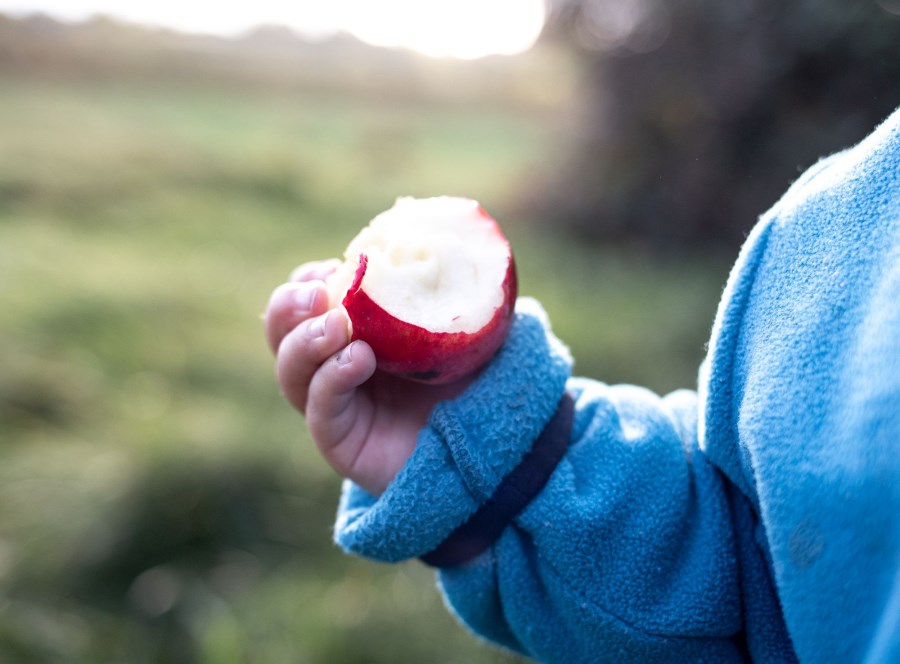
[420,391,574,568]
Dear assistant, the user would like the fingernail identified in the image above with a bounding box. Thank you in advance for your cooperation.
[308,311,328,338]
[336,342,354,366]
[294,283,319,313]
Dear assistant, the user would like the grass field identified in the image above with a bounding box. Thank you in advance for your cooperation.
[0,73,729,663]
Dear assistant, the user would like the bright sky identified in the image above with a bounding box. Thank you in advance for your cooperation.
[0,0,547,59]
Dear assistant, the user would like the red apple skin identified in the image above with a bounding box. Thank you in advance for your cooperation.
[341,254,517,384]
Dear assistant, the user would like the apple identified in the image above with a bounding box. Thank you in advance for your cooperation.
[325,196,517,384]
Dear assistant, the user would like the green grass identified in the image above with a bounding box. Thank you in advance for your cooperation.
[0,74,729,663]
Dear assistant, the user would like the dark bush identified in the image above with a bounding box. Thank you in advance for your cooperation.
[533,0,900,251]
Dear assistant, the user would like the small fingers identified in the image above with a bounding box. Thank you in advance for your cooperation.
[289,258,341,283]
[264,281,329,354]
[276,308,352,414]
[265,258,341,354]
[306,340,378,469]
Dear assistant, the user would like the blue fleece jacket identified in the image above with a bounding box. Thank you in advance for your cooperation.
[335,107,900,663]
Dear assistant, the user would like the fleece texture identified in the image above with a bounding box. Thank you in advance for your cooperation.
[334,106,900,663]
[420,390,575,567]
[336,297,572,563]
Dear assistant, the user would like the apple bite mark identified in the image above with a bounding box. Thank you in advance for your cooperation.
[326,197,517,384]
[347,253,368,296]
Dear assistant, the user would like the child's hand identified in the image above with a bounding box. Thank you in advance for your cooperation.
[265,260,470,496]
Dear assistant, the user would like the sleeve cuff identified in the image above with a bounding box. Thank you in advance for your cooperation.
[334,297,573,563]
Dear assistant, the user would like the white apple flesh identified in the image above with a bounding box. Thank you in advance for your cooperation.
[325,196,517,383]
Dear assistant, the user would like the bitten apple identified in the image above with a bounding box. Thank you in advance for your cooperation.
[325,196,517,384]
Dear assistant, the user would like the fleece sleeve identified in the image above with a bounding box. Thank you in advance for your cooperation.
[334,298,744,663]
[699,106,900,664]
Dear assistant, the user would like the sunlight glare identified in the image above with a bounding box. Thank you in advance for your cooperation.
[0,0,547,59]
[343,0,546,59]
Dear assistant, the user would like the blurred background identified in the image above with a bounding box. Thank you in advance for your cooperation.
[0,1,898,662]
